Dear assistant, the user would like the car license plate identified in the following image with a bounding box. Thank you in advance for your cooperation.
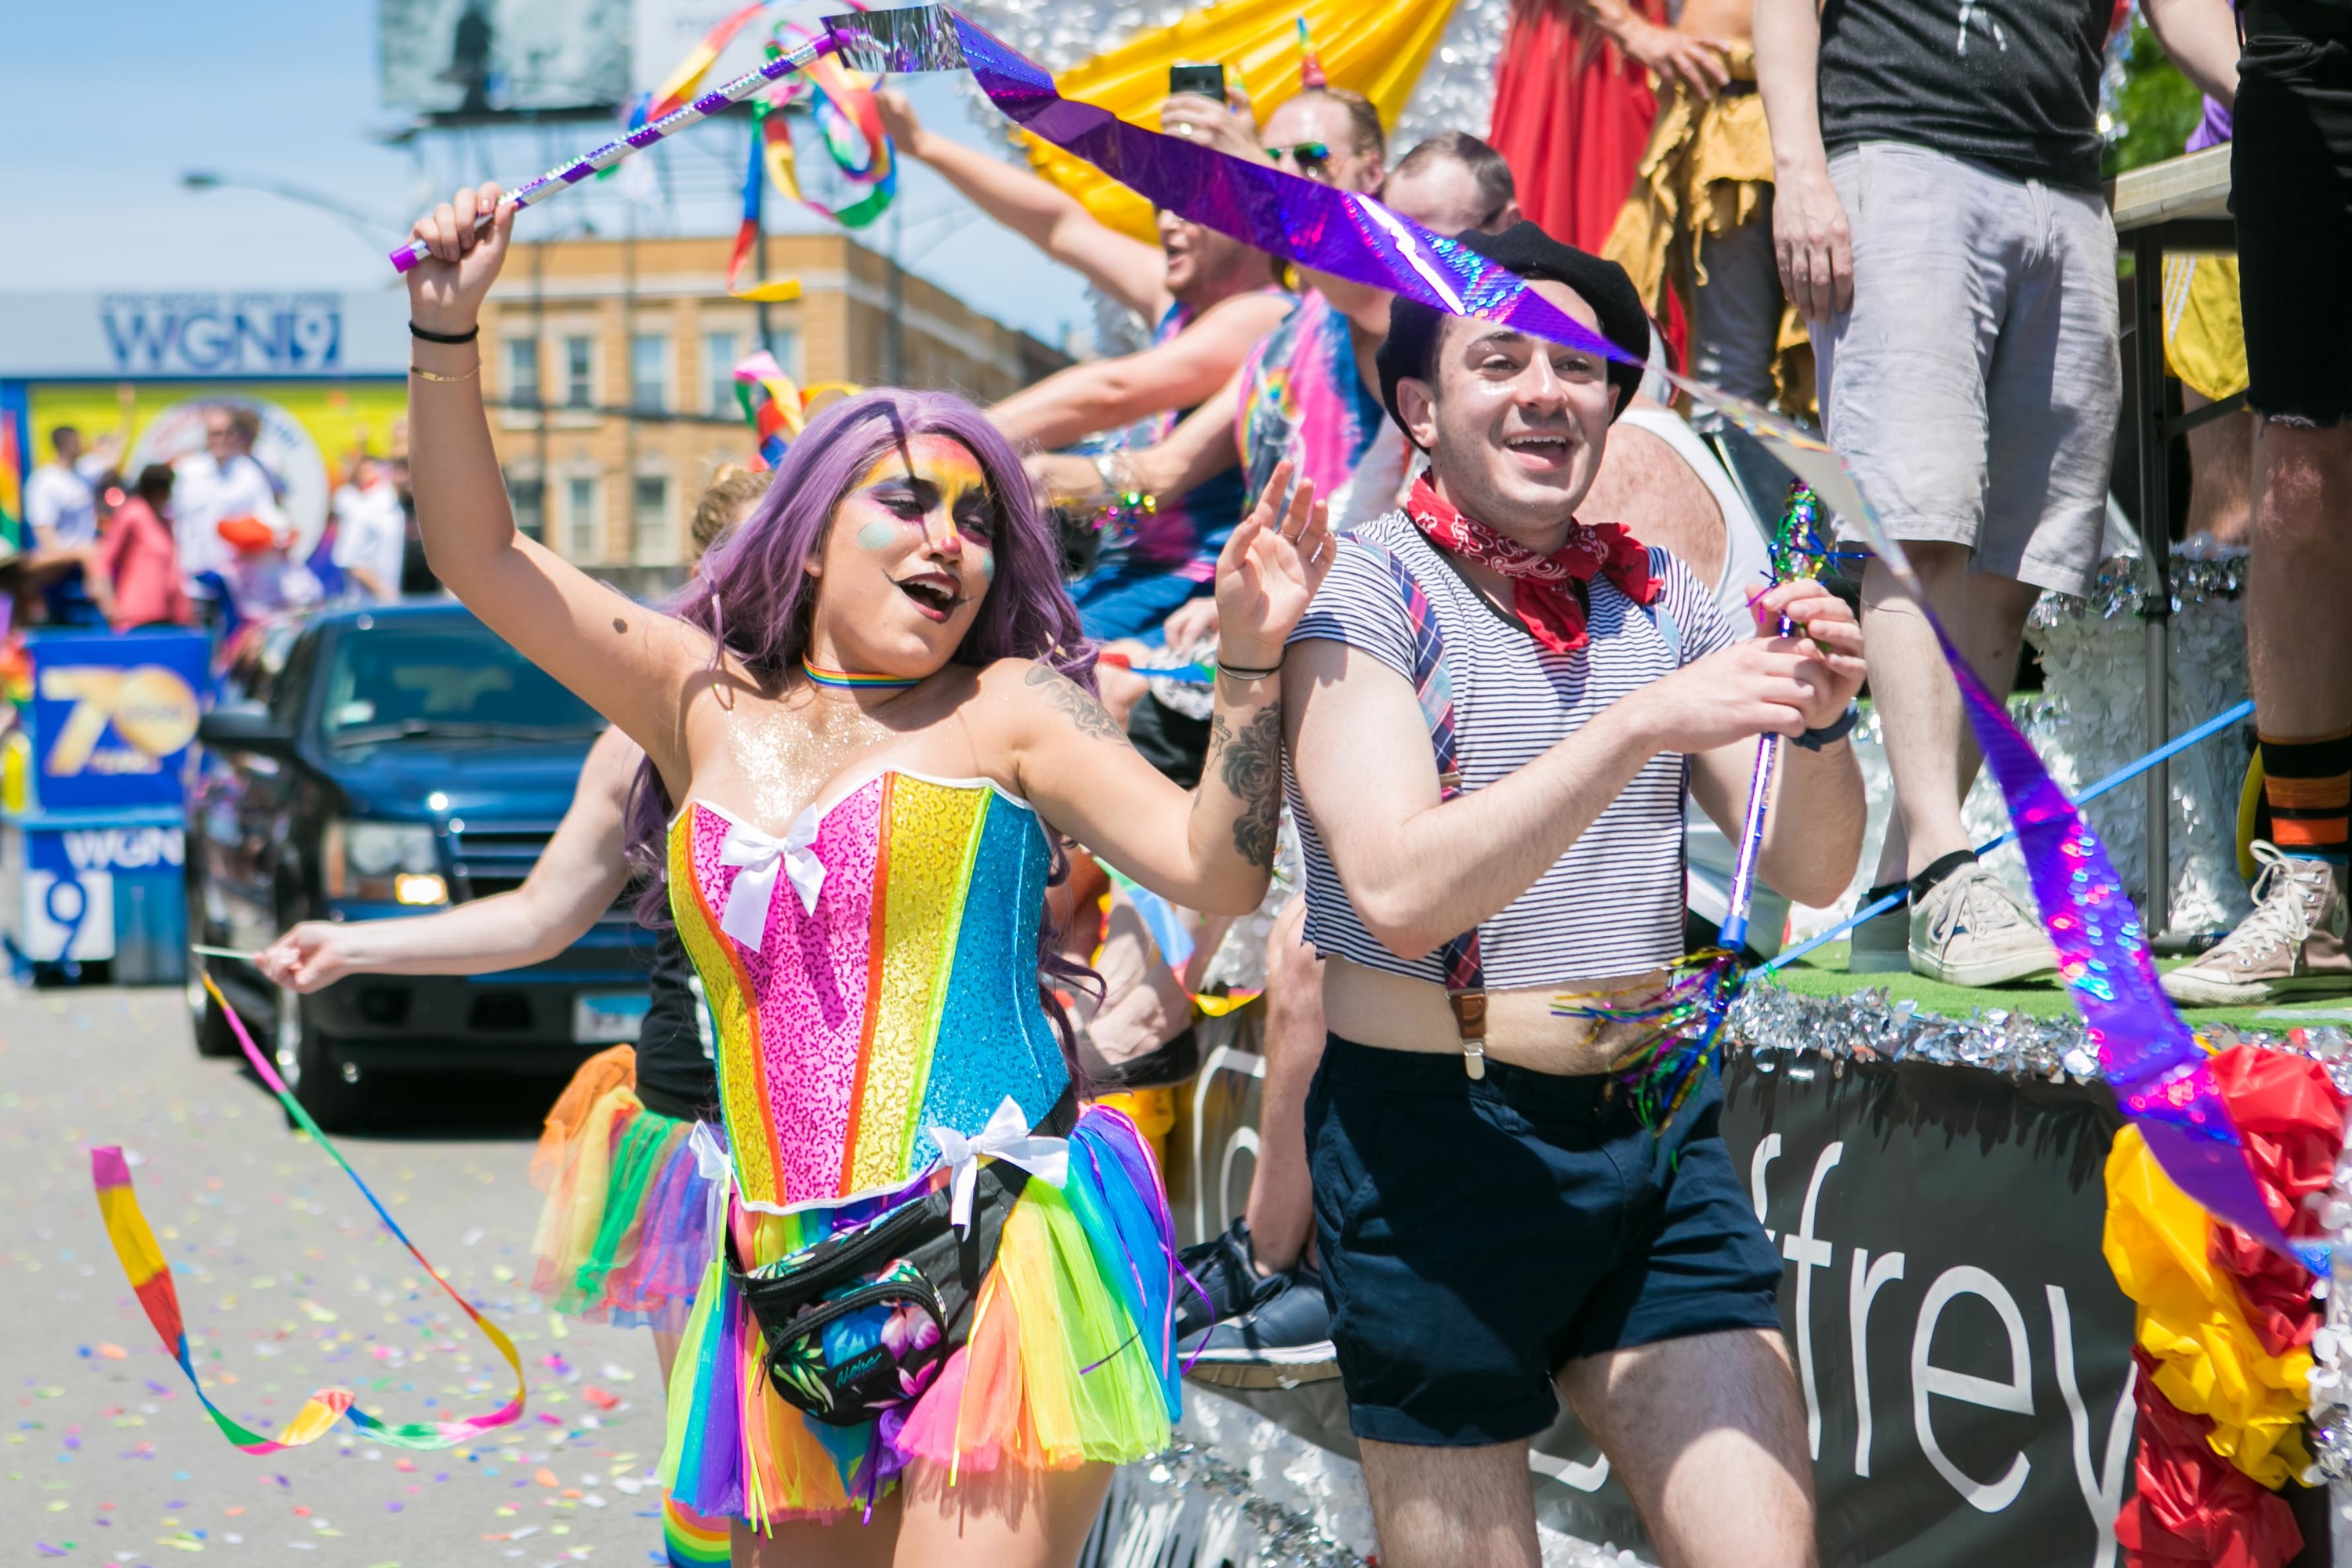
[573,993,650,1044]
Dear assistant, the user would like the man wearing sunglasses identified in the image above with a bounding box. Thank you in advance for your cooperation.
[874,86,1293,641]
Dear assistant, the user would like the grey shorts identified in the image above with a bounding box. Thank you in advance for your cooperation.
[1814,142,2120,596]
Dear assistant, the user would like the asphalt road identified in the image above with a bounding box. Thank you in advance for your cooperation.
[2,983,673,1568]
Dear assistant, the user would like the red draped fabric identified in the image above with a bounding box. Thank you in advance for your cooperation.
[1485,0,1662,255]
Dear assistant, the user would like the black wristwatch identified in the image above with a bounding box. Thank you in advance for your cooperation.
[1792,702,1860,752]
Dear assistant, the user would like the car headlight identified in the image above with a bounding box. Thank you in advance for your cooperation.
[325,820,447,906]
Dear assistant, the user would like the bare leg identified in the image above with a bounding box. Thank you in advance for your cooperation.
[2248,422,2352,737]
[1862,543,2040,880]
[892,1459,1115,1567]
[1243,896,1324,1272]
[733,1492,903,1567]
[1557,1329,1816,1568]
[1357,1437,1543,1568]
[2183,389,2256,546]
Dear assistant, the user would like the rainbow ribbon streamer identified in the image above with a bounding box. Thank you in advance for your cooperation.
[884,9,2321,1272]
[89,972,526,1452]
[733,349,808,467]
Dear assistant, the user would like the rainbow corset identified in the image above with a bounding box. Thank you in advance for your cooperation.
[668,775,1070,1211]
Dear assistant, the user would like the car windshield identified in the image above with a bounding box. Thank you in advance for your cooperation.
[318,620,602,746]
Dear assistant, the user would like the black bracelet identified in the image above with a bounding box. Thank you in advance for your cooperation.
[1216,660,1282,683]
[1792,702,1860,752]
[408,321,480,345]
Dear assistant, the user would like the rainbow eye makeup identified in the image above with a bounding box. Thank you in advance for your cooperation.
[852,437,998,550]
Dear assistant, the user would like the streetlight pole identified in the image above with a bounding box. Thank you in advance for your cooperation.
[180,172,398,246]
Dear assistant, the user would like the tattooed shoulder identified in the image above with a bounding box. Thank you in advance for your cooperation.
[1022,660,1130,747]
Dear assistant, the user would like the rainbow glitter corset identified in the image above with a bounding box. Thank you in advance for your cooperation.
[667,775,1070,1212]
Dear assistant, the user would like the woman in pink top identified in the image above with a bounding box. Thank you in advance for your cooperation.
[94,466,193,630]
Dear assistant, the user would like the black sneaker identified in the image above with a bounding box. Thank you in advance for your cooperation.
[1172,1218,1277,1342]
[1179,1266,1338,1388]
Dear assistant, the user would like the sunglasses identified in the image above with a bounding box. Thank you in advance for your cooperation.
[1265,141,1334,176]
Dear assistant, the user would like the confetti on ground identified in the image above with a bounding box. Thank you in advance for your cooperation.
[4,987,665,1568]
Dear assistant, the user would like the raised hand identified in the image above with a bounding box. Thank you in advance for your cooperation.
[875,88,927,158]
[1213,460,1333,670]
[404,181,517,337]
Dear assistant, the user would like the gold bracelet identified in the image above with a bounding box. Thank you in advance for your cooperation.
[409,363,479,383]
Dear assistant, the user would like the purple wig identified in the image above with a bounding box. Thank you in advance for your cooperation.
[622,388,1101,1056]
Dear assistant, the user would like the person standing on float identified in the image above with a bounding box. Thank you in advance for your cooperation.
[399,180,1330,1566]
[1282,224,1866,1567]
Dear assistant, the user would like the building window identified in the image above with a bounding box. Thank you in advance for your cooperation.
[631,333,669,413]
[633,475,672,563]
[770,326,802,383]
[564,336,593,409]
[505,337,540,408]
[507,474,545,540]
[704,331,739,413]
[565,475,599,561]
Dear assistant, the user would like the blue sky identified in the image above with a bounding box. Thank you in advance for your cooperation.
[0,0,1095,347]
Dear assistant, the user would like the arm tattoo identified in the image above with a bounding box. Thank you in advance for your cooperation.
[1211,704,1283,870]
[1024,661,1131,747]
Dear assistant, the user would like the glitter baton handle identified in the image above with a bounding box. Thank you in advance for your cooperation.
[1715,615,1789,958]
[387,28,840,273]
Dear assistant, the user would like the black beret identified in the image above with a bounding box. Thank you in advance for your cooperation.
[1376,221,1651,442]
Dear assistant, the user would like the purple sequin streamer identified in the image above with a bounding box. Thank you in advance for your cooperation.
[935,10,2315,1270]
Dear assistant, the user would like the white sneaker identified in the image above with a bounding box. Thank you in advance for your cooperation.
[1908,865,2057,986]
[2161,844,2352,1007]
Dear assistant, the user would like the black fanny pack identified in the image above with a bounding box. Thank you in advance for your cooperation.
[731,1091,1074,1427]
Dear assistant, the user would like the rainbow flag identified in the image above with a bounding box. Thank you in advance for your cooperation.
[0,415,24,559]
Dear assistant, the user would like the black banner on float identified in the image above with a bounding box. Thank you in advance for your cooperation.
[1189,1051,2173,1567]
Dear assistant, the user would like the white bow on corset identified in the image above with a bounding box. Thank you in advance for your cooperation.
[716,804,826,952]
[930,1096,1069,1233]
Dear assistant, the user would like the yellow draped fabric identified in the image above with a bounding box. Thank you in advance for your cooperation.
[2102,1126,2313,1489]
[1025,0,1462,242]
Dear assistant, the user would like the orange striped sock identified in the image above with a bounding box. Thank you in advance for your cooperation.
[2260,728,2352,867]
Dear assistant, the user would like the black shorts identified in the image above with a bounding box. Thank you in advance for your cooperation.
[1307,1034,1783,1447]
[2235,0,2352,426]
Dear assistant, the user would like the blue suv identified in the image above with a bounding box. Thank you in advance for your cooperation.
[187,602,654,1129]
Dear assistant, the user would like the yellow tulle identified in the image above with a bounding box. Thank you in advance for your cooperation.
[1025,0,1460,241]
[2102,1126,2313,1488]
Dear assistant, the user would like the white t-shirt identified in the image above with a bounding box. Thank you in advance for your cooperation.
[1613,405,1773,628]
[172,452,281,579]
[332,481,408,602]
[25,459,100,548]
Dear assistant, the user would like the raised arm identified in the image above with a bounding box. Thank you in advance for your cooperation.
[1009,465,1332,915]
[1287,582,1841,959]
[990,289,1292,451]
[258,724,640,992]
[877,89,1170,321]
[1755,0,1852,321]
[404,183,724,786]
[1028,365,1247,508]
[1686,580,1869,909]
[2142,0,2241,107]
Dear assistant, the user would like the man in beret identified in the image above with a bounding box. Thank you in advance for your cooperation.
[1276,223,1864,1565]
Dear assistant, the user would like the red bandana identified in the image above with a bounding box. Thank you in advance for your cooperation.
[1404,477,1657,655]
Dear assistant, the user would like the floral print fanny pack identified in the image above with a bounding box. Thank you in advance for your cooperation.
[731,1163,1027,1428]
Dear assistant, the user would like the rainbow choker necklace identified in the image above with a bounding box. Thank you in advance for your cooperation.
[801,657,921,691]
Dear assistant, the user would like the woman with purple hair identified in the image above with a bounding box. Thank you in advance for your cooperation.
[401,183,1330,1564]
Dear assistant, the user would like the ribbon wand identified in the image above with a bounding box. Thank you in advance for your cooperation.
[386,5,956,273]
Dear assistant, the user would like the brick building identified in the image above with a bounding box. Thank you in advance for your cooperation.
[479,231,1067,569]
